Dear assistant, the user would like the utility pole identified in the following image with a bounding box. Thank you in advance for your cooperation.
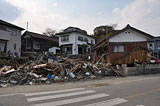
[26,21,29,31]
[26,21,29,52]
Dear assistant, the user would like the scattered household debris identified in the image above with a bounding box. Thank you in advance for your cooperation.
[0,53,123,88]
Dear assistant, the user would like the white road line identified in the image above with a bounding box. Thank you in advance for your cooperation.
[0,93,24,97]
[27,90,97,102]
[25,88,85,96]
[114,76,160,85]
[83,98,128,106]
[30,93,108,106]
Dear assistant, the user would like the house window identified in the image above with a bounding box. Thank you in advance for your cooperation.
[14,44,16,50]
[66,47,72,54]
[111,45,125,53]
[78,36,83,41]
[157,42,160,47]
[61,35,69,42]
[6,27,12,33]
[0,43,5,52]
[88,48,91,53]
[26,44,31,49]
[84,38,88,43]
[62,46,72,54]
[91,40,94,44]
[33,41,40,49]
[12,29,17,36]
[6,28,17,36]
[0,25,6,31]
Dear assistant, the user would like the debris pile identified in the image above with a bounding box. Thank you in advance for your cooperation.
[0,54,123,87]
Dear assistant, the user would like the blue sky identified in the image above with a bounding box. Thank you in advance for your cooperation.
[0,0,20,21]
[1,0,160,35]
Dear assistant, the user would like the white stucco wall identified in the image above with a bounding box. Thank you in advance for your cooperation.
[109,29,148,42]
[76,33,95,45]
[59,33,75,46]
[58,32,95,54]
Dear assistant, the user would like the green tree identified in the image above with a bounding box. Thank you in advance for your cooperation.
[93,24,118,42]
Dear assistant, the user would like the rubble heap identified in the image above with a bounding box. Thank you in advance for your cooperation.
[0,54,123,87]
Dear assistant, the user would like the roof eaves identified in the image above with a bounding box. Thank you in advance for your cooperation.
[0,19,25,30]
[106,24,154,40]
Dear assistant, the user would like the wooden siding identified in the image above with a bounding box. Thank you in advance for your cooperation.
[108,42,147,63]
[112,47,148,65]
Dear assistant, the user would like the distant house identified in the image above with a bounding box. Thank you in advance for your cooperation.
[0,19,24,57]
[148,36,160,51]
[22,31,59,54]
[56,27,95,55]
[93,24,154,65]
[147,36,160,58]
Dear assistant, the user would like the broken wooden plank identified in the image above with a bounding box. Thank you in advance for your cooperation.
[70,64,81,73]
[33,64,47,69]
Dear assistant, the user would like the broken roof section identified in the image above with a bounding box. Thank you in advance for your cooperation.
[22,31,58,42]
[0,19,24,30]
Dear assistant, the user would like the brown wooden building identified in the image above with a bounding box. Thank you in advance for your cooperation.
[22,31,59,54]
[93,24,154,65]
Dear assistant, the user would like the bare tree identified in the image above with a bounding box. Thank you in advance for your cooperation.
[42,28,57,37]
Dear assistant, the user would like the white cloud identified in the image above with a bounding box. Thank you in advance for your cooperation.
[4,0,63,33]
[53,2,58,7]
[115,0,160,35]
[4,0,160,35]
[113,8,119,13]
[4,0,113,34]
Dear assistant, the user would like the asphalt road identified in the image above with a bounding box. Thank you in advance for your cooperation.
[0,74,160,106]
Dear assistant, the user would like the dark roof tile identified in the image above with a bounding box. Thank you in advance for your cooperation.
[0,19,24,30]
[56,26,95,39]
[22,31,58,42]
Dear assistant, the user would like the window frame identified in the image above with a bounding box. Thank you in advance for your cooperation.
[91,40,94,44]
[78,36,84,41]
[111,44,125,53]
[84,38,88,43]
[0,25,6,31]
[33,41,40,50]
[12,29,17,36]
[26,44,31,50]
[61,35,69,42]
[14,44,16,50]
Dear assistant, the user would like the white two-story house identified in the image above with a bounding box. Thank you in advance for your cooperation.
[0,19,24,57]
[56,27,95,55]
